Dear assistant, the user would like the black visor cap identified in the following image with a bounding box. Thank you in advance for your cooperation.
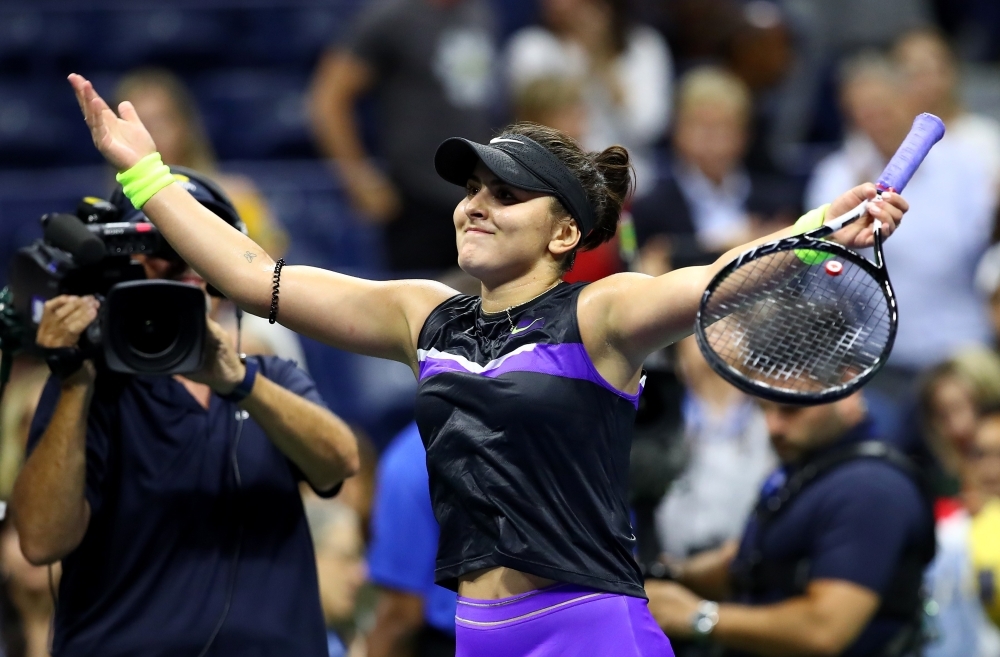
[434,136,596,237]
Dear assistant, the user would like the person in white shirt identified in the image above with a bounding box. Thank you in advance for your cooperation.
[504,0,672,196]
[806,52,995,378]
[632,67,798,275]
[655,336,777,559]
[893,28,1000,196]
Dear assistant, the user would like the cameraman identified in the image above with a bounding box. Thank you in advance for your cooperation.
[11,200,359,654]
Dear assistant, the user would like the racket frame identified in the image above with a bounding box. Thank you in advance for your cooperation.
[694,217,897,405]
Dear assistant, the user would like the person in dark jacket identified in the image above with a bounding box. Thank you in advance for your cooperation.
[647,392,935,657]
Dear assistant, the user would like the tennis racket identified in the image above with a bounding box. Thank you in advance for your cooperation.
[695,113,945,404]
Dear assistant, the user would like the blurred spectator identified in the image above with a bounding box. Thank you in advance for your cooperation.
[976,243,1000,348]
[926,501,1000,657]
[366,422,456,657]
[917,348,1000,496]
[511,77,587,143]
[0,522,55,657]
[304,497,368,657]
[504,0,672,196]
[807,52,994,381]
[636,0,795,174]
[654,337,775,560]
[972,496,1000,634]
[0,363,47,501]
[309,0,497,273]
[971,411,1000,504]
[115,69,288,258]
[647,393,936,656]
[766,0,932,166]
[924,409,1000,657]
[508,78,624,282]
[632,67,796,276]
[116,69,306,365]
[334,429,378,542]
[893,28,1000,193]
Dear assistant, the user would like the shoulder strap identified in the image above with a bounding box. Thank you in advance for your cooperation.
[741,440,937,624]
[756,441,931,528]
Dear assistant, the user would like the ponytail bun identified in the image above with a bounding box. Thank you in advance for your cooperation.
[581,145,634,251]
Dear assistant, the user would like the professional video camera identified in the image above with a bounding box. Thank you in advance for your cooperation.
[0,166,246,392]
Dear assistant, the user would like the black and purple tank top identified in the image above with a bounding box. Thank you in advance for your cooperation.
[414,282,647,598]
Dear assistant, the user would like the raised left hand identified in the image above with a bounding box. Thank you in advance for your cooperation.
[68,73,157,171]
[645,580,702,640]
[184,318,246,395]
[827,183,909,249]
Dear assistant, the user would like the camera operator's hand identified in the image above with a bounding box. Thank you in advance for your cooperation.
[68,74,156,171]
[183,318,246,396]
[36,296,100,386]
[37,296,99,350]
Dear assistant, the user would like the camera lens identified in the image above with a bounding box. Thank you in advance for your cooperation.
[123,299,181,357]
[104,280,206,374]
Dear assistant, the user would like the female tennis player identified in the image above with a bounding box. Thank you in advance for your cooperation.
[69,73,907,656]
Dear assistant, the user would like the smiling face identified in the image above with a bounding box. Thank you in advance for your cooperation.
[455,161,581,285]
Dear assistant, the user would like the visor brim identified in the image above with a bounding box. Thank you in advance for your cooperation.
[435,138,553,194]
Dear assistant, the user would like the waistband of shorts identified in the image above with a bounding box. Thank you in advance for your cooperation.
[455,584,617,627]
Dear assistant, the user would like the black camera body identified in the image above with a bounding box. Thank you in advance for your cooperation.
[0,167,246,377]
[7,202,207,375]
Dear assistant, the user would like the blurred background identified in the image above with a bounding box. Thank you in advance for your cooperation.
[2,0,1000,655]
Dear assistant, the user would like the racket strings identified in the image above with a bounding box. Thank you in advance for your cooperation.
[701,249,891,394]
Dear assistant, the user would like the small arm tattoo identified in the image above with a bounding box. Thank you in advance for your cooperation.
[244,251,256,263]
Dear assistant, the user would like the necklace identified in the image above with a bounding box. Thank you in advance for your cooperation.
[481,281,562,332]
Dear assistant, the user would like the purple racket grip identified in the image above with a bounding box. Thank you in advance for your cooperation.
[876,113,945,193]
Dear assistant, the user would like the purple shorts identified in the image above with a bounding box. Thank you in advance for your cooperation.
[455,584,675,657]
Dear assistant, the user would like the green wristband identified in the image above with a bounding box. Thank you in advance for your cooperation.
[793,204,833,265]
[115,152,176,210]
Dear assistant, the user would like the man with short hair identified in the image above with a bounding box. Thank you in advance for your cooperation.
[647,393,935,657]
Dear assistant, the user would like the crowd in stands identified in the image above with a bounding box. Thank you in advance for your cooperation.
[3,0,1000,655]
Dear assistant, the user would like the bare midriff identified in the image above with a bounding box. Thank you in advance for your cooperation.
[457,566,557,600]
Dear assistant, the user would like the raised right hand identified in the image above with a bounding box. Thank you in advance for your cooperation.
[68,73,157,171]
[36,296,100,350]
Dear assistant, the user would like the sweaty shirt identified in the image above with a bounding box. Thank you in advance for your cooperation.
[414,282,647,598]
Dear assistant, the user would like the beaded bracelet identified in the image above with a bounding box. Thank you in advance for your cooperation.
[269,258,285,324]
[115,152,176,209]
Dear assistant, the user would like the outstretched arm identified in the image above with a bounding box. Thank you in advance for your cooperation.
[68,74,453,366]
[308,50,401,224]
[582,184,909,377]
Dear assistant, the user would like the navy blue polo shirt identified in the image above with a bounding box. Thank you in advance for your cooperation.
[27,356,331,657]
[730,420,932,657]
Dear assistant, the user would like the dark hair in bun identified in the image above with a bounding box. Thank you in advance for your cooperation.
[501,122,634,272]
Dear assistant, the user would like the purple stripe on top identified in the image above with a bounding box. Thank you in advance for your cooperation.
[417,342,644,408]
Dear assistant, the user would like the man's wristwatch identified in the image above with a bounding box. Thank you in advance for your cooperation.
[691,600,720,640]
[219,356,259,403]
